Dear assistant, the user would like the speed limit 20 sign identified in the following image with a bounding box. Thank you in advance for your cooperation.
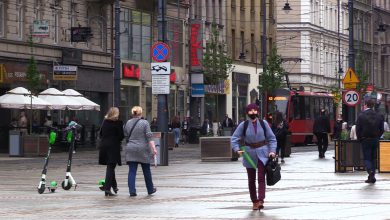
[342,90,360,107]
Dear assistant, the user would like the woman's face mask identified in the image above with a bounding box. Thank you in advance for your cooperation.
[247,109,258,120]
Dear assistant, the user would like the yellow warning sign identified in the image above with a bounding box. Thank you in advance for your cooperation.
[342,67,360,84]
[344,83,357,89]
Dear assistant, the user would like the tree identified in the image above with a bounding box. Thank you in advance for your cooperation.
[26,36,40,93]
[258,46,285,112]
[355,49,369,95]
[202,24,233,85]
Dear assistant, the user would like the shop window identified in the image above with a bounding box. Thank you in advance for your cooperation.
[120,9,151,62]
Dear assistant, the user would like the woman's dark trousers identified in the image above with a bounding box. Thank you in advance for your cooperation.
[105,163,117,191]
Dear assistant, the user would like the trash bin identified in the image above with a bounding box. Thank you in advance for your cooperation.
[9,130,23,156]
[152,132,168,166]
[223,128,232,136]
[284,134,292,157]
[188,127,199,144]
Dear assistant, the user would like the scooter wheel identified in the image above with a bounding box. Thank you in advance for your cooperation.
[61,181,73,190]
[99,186,105,191]
[50,188,56,193]
[38,185,45,194]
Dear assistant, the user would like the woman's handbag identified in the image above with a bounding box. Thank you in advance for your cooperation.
[96,120,105,149]
[265,156,281,186]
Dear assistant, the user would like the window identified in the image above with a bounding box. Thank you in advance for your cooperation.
[120,9,151,62]
[16,0,24,39]
[231,29,235,59]
[167,18,184,67]
[34,0,43,20]
[0,0,4,37]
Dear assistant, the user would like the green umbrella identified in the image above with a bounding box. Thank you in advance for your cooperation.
[240,146,257,169]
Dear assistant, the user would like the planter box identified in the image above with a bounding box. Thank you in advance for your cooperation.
[334,140,365,173]
[379,141,390,173]
[23,135,48,157]
[200,136,238,161]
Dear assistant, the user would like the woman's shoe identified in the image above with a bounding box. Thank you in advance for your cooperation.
[252,201,264,210]
[105,191,117,196]
[113,187,119,194]
[130,193,137,197]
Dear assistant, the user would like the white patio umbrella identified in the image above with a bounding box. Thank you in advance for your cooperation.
[38,88,83,110]
[62,89,100,111]
[0,87,52,110]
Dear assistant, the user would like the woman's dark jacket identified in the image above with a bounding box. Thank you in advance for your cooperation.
[98,119,124,165]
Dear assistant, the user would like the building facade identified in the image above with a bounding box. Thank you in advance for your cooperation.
[276,0,349,92]
[0,0,115,151]
[225,0,276,123]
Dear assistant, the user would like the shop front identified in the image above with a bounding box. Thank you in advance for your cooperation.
[204,80,230,124]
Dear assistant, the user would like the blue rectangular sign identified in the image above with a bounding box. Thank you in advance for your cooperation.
[191,84,204,97]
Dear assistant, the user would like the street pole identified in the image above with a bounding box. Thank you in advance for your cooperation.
[348,0,355,126]
[157,0,169,132]
[262,0,267,67]
[337,0,342,90]
[113,0,121,107]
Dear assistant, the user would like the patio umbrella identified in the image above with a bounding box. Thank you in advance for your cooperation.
[0,87,52,110]
[62,89,100,111]
[38,88,82,110]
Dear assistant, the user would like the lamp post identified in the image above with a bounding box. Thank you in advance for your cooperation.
[113,0,121,107]
[282,0,292,14]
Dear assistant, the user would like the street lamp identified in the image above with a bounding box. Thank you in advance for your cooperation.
[282,1,292,14]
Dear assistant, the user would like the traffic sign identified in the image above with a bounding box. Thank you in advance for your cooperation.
[344,83,357,89]
[151,62,170,75]
[342,90,360,107]
[342,67,360,84]
[151,42,170,62]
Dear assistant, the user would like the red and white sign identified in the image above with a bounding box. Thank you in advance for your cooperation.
[343,90,360,107]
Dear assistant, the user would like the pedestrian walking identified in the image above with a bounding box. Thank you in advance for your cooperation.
[171,116,181,148]
[333,114,343,140]
[231,103,277,210]
[221,114,233,128]
[150,117,158,132]
[98,107,124,196]
[356,99,384,184]
[124,106,157,196]
[313,109,331,158]
[271,111,289,163]
[181,117,190,144]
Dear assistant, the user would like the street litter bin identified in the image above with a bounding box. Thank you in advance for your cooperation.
[9,130,23,156]
[188,127,199,144]
[152,132,168,166]
[223,128,232,136]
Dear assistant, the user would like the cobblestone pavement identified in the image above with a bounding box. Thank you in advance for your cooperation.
[0,143,389,220]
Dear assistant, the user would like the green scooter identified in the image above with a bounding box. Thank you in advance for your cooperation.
[37,127,58,194]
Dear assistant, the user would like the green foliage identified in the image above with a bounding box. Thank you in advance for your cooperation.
[26,56,40,92]
[383,132,390,140]
[202,24,233,85]
[329,85,342,109]
[257,46,285,95]
[26,36,40,92]
[355,49,369,95]
[340,130,349,140]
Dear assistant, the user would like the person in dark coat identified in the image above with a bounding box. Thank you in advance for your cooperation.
[271,111,289,163]
[98,107,124,196]
[313,109,331,158]
[356,99,384,184]
[333,114,343,140]
[221,114,234,128]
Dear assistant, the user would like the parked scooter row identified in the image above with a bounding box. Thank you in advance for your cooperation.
[37,121,82,194]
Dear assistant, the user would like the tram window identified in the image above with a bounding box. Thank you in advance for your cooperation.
[305,97,311,119]
[292,96,305,119]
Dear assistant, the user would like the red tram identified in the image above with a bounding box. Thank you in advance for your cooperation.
[266,88,335,145]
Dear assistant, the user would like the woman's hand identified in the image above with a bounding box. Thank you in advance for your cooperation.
[269,152,276,158]
[237,150,244,156]
[152,146,157,155]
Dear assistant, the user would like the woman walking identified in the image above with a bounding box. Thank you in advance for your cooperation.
[171,116,181,148]
[231,103,277,210]
[124,106,157,196]
[98,107,124,196]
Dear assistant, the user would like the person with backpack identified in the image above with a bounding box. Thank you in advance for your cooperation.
[231,103,277,210]
[356,99,384,184]
[313,109,331,158]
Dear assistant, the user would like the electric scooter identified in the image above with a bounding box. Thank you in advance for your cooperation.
[61,121,82,191]
[37,127,58,194]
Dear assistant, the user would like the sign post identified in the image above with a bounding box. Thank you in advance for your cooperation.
[342,67,360,126]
